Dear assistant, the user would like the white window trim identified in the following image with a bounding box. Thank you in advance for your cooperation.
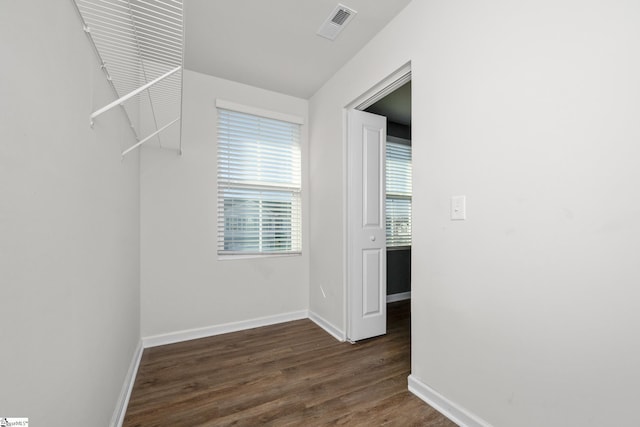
[215,99,304,125]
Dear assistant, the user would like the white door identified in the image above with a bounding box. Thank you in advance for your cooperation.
[347,109,387,341]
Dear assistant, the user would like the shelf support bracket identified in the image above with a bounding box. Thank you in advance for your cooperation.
[121,117,181,158]
[90,65,181,127]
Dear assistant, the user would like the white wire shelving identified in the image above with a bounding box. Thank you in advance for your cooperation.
[72,0,184,157]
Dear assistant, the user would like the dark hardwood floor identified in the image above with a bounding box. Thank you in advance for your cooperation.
[123,300,457,426]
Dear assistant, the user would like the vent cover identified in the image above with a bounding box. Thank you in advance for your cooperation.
[317,4,357,40]
[332,9,351,25]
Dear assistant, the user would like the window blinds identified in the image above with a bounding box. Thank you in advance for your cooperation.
[217,108,302,255]
[386,141,412,247]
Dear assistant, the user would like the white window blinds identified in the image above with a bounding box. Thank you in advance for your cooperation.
[217,106,302,255]
[386,140,412,247]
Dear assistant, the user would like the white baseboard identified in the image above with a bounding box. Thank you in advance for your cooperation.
[387,291,411,303]
[408,375,492,427]
[308,311,346,342]
[142,310,309,348]
[111,340,143,427]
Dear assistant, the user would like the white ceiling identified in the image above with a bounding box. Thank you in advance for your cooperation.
[183,0,413,99]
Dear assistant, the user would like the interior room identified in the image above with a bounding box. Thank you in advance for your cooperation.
[2,1,640,426]
[365,81,413,303]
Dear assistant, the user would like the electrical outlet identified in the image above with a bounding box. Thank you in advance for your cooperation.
[451,195,466,220]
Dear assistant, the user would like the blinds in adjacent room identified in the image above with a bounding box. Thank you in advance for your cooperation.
[386,140,412,247]
[217,106,302,255]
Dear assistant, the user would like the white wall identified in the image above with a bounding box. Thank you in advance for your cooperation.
[0,1,140,426]
[307,87,347,332]
[140,70,309,338]
[309,1,640,425]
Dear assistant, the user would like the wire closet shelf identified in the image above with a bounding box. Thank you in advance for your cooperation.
[72,0,184,157]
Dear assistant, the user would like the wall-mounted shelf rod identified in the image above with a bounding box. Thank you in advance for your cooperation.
[71,0,139,141]
[90,65,181,126]
[121,117,180,158]
[75,0,184,155]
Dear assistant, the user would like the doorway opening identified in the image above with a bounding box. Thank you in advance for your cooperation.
[345,64,411,342]
[364,81,412,308]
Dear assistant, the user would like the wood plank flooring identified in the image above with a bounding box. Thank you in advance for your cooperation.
[124,300,457,426]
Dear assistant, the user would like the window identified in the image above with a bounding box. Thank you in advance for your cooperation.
[386,138,412,247]
[217,102,302,255]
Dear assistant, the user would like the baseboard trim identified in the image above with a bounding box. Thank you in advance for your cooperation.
[387,291,411,303]
[142,310,309,348]
[308,311,346,342]
[408,375,492,427]
[111,340,143,427]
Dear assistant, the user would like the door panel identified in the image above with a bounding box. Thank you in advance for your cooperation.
[362,248,383,316]
[363,127,382,227]
[348,109,386,341]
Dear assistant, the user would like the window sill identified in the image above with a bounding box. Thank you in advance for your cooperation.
[218,252,302,261]
[386,246,411,251]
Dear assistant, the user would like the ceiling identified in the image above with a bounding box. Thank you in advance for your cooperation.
[183,0,412,99]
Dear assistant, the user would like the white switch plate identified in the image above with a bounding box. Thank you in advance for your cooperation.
[451,195,466,220]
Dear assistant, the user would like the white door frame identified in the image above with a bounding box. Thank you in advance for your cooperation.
[343,62,412,340]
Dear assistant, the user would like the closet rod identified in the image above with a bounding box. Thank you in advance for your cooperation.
[90,65,181,126]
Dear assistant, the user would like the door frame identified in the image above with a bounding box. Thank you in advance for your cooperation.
[343,62,412,341]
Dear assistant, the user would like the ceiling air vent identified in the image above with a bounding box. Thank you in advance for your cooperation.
[317,4,357,41]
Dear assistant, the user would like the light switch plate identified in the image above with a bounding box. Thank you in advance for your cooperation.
[451,195,466,220]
